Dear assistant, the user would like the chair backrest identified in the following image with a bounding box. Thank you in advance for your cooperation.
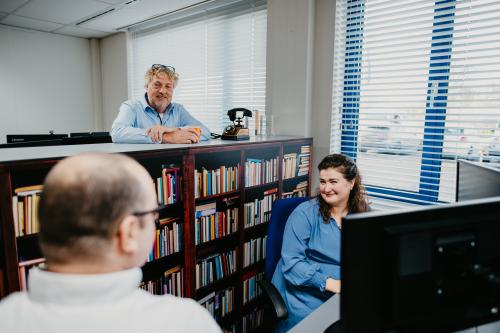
[265,197,308,281]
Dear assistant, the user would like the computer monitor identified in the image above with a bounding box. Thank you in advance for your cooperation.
[63,134,111,145]
[0,138,64,149]
[6,134,67,143]
[1,132,111,148]
[341,197,500,333]
[456,160,500,202]
[69,132,110,138]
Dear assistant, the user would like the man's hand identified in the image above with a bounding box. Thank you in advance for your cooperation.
[145,125,178,143]
[325,278,341,293]
[162,128,201,144]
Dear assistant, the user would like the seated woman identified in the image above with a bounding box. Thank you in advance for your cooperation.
[271,153,369,332]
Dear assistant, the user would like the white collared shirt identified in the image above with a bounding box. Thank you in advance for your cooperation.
[0,267,221,333]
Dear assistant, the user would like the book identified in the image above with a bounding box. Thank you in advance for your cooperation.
[14,185,43,195]
[195,202,217,218]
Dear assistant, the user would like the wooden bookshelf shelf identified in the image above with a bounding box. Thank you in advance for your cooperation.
[243,181,279,191]
[195,189,241,203]
[16,233,41,262]
[161,201,183,212]
[196,232,239,257]
[144,251,184,267]
[16,233,39,241]
[283,173,309,182]
[243,223,268,240]
[0,136,313,331]
[242,260,265,275]
[195,272,239,300]
[142,251,184,282]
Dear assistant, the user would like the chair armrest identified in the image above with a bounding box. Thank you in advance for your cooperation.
[258,280,288,320]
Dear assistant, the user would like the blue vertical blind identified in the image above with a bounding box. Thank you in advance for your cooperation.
[331,0,500,205]
[128,0,267,135]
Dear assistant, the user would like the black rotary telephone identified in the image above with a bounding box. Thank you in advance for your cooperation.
[221,108,252,141]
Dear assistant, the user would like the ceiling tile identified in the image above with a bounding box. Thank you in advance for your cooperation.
[53,25,109,38]
[0,0,29,13]
[15,0,111,25]
[81,0,199,31]
[1,14,63,31]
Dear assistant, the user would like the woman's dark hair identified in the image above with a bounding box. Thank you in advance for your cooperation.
[317,154,369,222]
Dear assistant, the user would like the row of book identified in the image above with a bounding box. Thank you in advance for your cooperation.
[242,308,264,333]
[148,217,182,262]
[195,250,237,289]
[11,185,43,237]
[244,157,278,187]
[155,166,181,205]
[283,145,311,179]
[139,265,184,297]
[195,202,239,245]
[198,287,234,321]
[194,165,240,198]
[282,180,309,199]
[243,188,277,228]
[242,272,264,305]
[243,236,267,268]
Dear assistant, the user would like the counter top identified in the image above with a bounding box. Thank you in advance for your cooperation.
[0,136,311,164]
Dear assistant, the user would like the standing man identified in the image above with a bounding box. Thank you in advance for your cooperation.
[0,153,221,333]
[111,64,211,144]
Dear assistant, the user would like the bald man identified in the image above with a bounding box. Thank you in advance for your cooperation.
[0,153,221,333]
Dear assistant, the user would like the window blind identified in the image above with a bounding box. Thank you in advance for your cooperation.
[331,0,500,205]
[128,0,267,135]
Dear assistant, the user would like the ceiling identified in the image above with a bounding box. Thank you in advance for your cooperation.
[0,0,206,38]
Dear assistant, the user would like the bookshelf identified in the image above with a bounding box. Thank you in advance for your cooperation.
[0,136,312,332]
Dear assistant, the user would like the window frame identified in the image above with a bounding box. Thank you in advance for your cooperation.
[336,0,494,205]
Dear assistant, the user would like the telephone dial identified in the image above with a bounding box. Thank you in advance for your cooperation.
[221,108,252,141]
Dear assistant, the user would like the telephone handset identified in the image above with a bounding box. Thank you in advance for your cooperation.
[221,108,252,141]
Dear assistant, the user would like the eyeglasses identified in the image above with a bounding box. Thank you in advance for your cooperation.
[151,64,175,73]
[132,204,166,229]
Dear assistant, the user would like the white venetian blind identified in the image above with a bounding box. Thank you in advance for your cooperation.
[128,0,267,135]
[331,0,500,205]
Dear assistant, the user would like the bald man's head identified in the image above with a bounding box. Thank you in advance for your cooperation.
[39,153,154,264]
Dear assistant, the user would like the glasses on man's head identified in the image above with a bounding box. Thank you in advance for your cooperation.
[132,204,166,229]
[151,64,175,73]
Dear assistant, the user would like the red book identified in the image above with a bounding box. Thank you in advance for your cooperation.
[264,187,278,195]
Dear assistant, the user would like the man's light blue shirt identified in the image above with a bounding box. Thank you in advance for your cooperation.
[111,94,211,143]
[271,198,339,332]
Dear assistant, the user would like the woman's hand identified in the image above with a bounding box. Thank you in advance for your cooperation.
[325,278,341,293]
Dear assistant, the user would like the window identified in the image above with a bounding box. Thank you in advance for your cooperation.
[128,0,267,134]
[331,0,500,205]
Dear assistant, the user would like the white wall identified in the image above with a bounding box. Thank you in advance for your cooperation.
[266,0,314,138]
[100,32,128,131]
[266,0,336,190]
[310,0,336,191]
[0,25,95,143]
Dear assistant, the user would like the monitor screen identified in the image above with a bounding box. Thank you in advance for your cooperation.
[456,160,500,202]
[341,197,500,333]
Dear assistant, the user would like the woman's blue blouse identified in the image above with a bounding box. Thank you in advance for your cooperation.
[271,198,340,332]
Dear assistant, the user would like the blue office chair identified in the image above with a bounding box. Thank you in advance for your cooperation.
[259,197,308,329]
